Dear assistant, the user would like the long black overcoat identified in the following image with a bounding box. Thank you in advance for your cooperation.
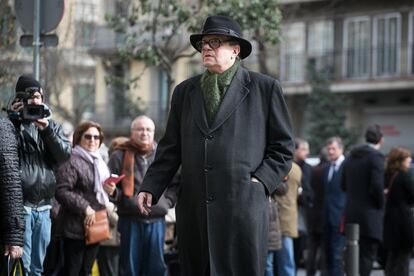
[141,66,294,276]
[383,170,414,249]
[342,144,385,241]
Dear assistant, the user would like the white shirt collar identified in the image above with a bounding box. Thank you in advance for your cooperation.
[332,154,345,169]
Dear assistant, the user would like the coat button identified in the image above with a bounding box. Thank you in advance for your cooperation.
[204,166,212,173]
[206,195,216,203]
[205,135,214,140]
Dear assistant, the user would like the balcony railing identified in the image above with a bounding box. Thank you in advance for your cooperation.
[281,43,414,84]
[89,26,125,56]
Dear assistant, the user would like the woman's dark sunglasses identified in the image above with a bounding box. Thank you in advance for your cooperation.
[83,134,100,140]
[196,38,234,51]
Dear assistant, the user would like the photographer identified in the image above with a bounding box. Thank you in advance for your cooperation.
[8,75,72,276]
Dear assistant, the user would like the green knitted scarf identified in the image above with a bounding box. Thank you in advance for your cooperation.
[201,58,240,125]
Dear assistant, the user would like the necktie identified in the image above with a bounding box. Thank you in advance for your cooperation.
[328,163,336,182]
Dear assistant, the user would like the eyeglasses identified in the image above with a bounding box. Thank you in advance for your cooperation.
[195,38,234,51]
[29,94,42,100]
[83,134,100,140]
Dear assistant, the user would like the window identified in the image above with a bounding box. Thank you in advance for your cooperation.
[75,21,95,47]
[73,84,95,116]
[307,20,334,75]
[409,12,414,75]
[343,17,371,78]
[373,13,400,77]
[158,70,168,122]
[75,0,98,22]
[280,22,306,83]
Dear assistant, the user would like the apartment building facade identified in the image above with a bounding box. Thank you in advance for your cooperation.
[277,0,414,153]
[0,0,105,128]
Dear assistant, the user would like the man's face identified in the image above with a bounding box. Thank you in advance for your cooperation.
[295,143,309,161]
[27,91,43,105]
[327,141,343,162]
[130,118,155,147]
[200,35,240,73]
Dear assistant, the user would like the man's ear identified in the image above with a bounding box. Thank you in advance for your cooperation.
[233,45,240,56]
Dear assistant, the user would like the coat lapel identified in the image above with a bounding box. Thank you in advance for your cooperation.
[189,76,209,135]
[210,67,250,132]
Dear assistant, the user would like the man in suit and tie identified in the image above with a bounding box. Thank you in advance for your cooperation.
[323,136,346,276]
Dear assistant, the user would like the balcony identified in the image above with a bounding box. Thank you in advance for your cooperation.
[281,43,414,94]
[89,26,125,57]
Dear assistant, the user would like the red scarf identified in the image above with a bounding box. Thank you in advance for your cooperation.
[116,139,153,197]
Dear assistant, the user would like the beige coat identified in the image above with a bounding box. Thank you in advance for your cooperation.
[276,162,302,238]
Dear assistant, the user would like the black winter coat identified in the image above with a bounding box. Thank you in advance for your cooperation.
[342,144,385,241]
[15,120,71,206]
[141,67,294,276]
[0,117,25,246]
[308,162,328,234]
[383,170,414,249]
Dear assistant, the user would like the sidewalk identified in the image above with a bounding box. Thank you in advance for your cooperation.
[296,259,414,275]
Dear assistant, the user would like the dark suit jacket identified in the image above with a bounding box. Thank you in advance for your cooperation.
[323,159,346,228]
[308,162,328,234]
[141,66,294,276]
[342,144,385,241]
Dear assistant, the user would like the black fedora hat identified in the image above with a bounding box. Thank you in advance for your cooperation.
[190,15,252,59]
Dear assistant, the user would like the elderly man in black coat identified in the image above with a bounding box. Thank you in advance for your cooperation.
[0,117,25,259]
[342,124,385,276]
[138,15,294,276]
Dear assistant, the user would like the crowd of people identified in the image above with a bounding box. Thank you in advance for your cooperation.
[1,14,413,276]
[267,128,414,276]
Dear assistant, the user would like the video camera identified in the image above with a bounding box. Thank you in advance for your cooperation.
[8,87,51,121]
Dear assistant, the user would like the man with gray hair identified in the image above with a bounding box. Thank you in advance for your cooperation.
[294,138,313,269]
[105,115,176,276]
[322,136,346,276]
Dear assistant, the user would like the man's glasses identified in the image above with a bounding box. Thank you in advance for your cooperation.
[83,134,100,140]
[196,38,234,51]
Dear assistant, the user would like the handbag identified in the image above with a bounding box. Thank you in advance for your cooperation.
[84,209,111,245]
[0,255,25,276]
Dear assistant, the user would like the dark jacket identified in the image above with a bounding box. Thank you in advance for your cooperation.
[15,120,71,206]
[323,159,346,227]
[383,169,414,250]
[108,147,177,221]
[0,117,25,246]
[141,67,294,276]
[308,162,328,234]
[297,160,313,232]
[342,144,385,241]
[55,154,106,240]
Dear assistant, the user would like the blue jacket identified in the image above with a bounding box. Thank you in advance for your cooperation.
[323,160,346,227]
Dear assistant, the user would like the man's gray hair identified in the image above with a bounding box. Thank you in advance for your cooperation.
[295,137,309,150]
[130,115,154,131]
[326,136,343,149]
